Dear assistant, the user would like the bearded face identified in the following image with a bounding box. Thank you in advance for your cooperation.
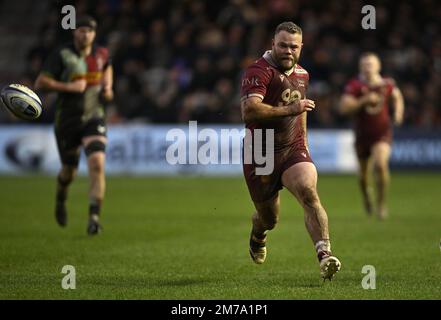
[73,26,96,50]
[271,31,303,71]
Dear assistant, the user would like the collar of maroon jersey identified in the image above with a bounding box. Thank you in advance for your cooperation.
[263,50,295,76]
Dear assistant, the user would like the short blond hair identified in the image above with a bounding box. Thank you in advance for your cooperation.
[275,22,302,36]
[360,52,380,61]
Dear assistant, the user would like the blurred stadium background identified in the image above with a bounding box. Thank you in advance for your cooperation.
[0,0,440,299]
[0,0,440,126]
[0,0,440,174]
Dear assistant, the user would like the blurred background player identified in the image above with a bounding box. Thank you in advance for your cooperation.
[34,15,114,235]
[241,22,341,280]
[339,52,404,219]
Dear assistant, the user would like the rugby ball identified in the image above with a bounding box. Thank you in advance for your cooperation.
[0,84,42,120]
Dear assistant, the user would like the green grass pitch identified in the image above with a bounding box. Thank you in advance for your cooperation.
[0,173,440,299]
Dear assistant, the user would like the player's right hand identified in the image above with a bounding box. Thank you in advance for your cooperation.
[68,79,87,93]
[291,99,315,115]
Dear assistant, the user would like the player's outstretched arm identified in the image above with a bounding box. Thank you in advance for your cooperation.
[339,92,379,115]
[339,94,359,115]
[241,96,315,122]
[34,73,87,94]
[391,87,404,126]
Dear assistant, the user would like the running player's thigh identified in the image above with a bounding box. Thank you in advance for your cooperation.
[253,194,280,219]
[371,141,391,167]
[281,162,318,199]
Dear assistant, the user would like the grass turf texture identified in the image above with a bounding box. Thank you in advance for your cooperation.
[0,173,440,299]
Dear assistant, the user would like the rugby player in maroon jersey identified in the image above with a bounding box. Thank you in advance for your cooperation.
[340,52,404,220]
[240,22,341,280]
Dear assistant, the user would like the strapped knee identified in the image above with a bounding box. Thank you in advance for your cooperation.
[85,140,106,157]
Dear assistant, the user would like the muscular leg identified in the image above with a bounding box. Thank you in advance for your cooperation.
[281,162,341,279]
[83,135,107,235]
[371,142,391,220]
[249,194,280,264]
[281,162,328,245]
[358,157,374,216]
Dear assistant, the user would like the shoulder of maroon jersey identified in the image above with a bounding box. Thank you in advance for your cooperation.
[249,57,272,70]
[245,57,274,78]
[293,64,309,79]
[95,46,109,56]
[348,77,363,86]
[382,77,396,88]
[343,77,363,94]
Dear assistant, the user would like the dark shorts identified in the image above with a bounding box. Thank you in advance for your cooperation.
[243,144,313,203]
[55,117,107,167]
[355,132,392,160]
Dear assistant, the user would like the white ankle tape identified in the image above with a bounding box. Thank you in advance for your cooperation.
[315,240,331,252]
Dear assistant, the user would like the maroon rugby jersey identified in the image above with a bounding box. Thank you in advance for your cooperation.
[344,77,396,142]
[240,51,309,152]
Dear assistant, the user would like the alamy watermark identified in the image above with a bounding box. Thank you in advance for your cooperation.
[165,121,274,175]
[61,265,76,290]
[61,5,76,30]
[361,265,376,289]
[62,4,377,31]
[361,5,376,30]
